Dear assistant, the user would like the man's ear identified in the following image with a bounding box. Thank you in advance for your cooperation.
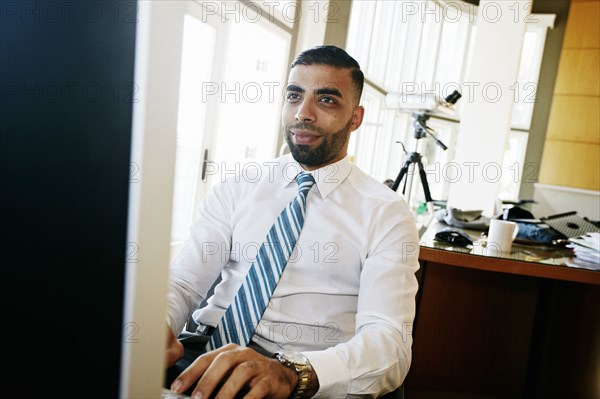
[350,105,365,132]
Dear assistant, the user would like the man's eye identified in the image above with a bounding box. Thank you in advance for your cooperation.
[319,96,336,104]
[286,93,300,101]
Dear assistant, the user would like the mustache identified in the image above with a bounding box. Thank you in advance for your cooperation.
[287,123,325,134]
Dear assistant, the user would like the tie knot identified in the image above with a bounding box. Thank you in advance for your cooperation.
[296,172,315,195]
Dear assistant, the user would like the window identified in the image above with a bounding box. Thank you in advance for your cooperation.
[346,0,554,209]
[170,1,294,258]
[171,15,216,245]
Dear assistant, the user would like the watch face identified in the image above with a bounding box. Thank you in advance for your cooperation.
[281,349,309,365]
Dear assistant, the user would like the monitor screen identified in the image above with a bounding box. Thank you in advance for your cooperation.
[1,0,140,396]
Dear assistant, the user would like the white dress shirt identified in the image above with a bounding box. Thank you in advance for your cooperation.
[167,153,420,398]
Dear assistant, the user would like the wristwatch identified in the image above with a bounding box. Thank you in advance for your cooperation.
[274,349,312,399]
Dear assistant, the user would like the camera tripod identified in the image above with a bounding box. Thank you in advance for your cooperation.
[390,112,448,208]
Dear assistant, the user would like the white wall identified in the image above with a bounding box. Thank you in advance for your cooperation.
[531,184,600,221]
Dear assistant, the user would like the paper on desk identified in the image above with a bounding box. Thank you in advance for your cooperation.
[566,232,600,271]
[566,258,600,270]
[568,232,600,251]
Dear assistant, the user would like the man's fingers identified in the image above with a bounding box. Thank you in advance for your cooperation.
[193,347,253,398]
[171,344,293,399]
[171,347,226,393]
[210,355,294,399]
[210,359,259,398]
[170,344,236,393]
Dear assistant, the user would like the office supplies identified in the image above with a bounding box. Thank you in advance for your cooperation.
[566,232,600,270]
[434,227,473,247]
[162,388,191,398]
[487,219,519,253]
[541,212,599,239]
[434,207,491,231]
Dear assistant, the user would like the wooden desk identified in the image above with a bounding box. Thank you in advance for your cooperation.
[405,223,600,399]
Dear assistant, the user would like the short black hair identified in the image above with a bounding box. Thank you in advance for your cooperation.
[290,45,364,104]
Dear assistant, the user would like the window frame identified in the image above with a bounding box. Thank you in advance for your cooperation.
[345,0,555,206]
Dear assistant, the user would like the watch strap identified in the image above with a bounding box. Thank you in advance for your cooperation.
[274,352,312,399]
[292,365,311,399]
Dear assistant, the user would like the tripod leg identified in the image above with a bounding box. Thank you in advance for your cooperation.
[391,161,411,192]
[416,159,433,203]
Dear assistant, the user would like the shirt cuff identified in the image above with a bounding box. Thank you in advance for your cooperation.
[303,348,350,398]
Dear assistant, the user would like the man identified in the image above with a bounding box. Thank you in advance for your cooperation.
[165,45,420,398]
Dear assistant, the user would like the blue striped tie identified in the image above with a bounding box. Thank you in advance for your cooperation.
[206,172,316,350]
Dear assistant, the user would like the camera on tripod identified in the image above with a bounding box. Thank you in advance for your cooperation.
[385,90,462,115]
[384,90,462,207]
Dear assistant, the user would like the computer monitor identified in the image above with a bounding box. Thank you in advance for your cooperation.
[119,2,182,398]
[2,1,152,397]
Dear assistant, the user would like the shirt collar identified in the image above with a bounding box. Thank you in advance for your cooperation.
[280,153,352,199]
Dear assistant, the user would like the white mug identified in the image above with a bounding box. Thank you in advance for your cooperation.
[487,219,519,254]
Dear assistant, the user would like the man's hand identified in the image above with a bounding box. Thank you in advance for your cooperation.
[165,325,184,368]
[170,343,298,399]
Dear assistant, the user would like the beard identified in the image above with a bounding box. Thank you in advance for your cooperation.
[284,117,353,167]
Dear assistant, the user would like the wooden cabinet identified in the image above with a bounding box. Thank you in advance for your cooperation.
[404,244,600,399]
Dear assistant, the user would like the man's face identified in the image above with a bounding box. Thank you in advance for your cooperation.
[281,64,364,170]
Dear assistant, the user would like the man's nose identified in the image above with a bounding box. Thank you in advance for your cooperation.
[295,98,316,123]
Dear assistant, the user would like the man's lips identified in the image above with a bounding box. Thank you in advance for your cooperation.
[291,129,322,145]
